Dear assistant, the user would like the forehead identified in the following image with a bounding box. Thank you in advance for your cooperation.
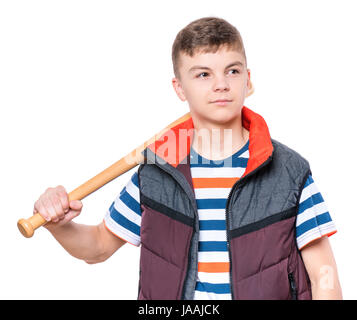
[179,47,246,72]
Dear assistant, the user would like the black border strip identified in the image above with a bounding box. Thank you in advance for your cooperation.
[141,194,195,228]
[228,206,297,240]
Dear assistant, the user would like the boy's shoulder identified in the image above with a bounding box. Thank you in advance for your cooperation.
[270,138,311,174]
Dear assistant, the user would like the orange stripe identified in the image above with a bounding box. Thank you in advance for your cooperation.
[102,219,138,247]
[198,262,230,273]
[299,230,337,250]
[192,177,239,188]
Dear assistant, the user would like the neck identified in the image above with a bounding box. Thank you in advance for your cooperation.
[191,114,249,161]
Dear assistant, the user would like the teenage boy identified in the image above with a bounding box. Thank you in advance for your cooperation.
[33,17,342,300]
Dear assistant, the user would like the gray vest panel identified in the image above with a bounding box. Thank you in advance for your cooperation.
[228,139,311,231]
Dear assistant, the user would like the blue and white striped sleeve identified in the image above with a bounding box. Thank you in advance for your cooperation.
[103,171,141,247]
[295,174,337,250]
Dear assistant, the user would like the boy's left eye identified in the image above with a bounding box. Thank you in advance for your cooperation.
[229,69,240,75]
[197,72,209,78]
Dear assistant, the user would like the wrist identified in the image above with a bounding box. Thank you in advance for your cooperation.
[44,220,73,235]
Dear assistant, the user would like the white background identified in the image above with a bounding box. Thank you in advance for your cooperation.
[1,0,356,299]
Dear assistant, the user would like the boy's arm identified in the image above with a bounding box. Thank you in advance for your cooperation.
[47,220,126,264]
[300,236,342,299]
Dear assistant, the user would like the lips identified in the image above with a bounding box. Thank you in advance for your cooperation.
[212,99,232,103]
[211,99,232,105]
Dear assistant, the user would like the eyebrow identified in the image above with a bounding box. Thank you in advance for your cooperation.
[188,61,244,73]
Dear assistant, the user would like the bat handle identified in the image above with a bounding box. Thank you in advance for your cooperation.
[17,213,47,238]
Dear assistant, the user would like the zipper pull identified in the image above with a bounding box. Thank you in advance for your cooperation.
[288,273,297,300]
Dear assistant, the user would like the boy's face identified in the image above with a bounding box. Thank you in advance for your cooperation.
[172,46,251,126]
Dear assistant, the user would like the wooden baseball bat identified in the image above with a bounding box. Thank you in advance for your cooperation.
[17,112,192,238]
[18,83,254,238]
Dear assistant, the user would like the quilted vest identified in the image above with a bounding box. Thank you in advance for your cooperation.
[136,106,312,300]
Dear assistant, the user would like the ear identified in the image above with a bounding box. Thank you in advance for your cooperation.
[172,77,187,102]
[246,69,254,97]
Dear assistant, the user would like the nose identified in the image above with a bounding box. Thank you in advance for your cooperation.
[212,75,230,92]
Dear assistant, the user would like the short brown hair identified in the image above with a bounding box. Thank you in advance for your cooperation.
[172,17,247,79]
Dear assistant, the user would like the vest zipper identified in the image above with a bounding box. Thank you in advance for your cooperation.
[225,181,242,300]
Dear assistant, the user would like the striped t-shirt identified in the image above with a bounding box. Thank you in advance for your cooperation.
[103,139,337,299]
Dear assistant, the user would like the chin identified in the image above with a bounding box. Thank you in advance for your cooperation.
[206,105,242,124]
[189,102,243,126]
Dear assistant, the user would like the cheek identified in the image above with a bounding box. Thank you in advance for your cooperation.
[232,79,249,95]
[185,82,208,102]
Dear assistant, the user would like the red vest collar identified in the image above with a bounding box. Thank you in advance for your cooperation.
[147,106,274,177]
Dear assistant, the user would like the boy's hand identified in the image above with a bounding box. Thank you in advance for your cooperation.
[33,185,83,230]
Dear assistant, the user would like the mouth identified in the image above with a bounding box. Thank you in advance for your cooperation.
[210,99,233,106]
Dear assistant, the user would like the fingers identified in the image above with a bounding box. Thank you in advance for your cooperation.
[34,186,81,224]
[34,197,51,222]
[56,185,70,214]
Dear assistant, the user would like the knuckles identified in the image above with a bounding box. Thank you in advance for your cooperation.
[37,185,71,223]
[56,185,66,193]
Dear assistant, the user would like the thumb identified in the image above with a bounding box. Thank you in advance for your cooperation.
[60,207,81,224]
[69,200,83,211]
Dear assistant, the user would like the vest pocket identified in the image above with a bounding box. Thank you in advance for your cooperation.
[288,272,298,300]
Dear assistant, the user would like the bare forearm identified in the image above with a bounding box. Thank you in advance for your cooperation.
[301,237,343,300]
[311,267,343,300]
[46,221,104,263]
[312,286,343,300]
